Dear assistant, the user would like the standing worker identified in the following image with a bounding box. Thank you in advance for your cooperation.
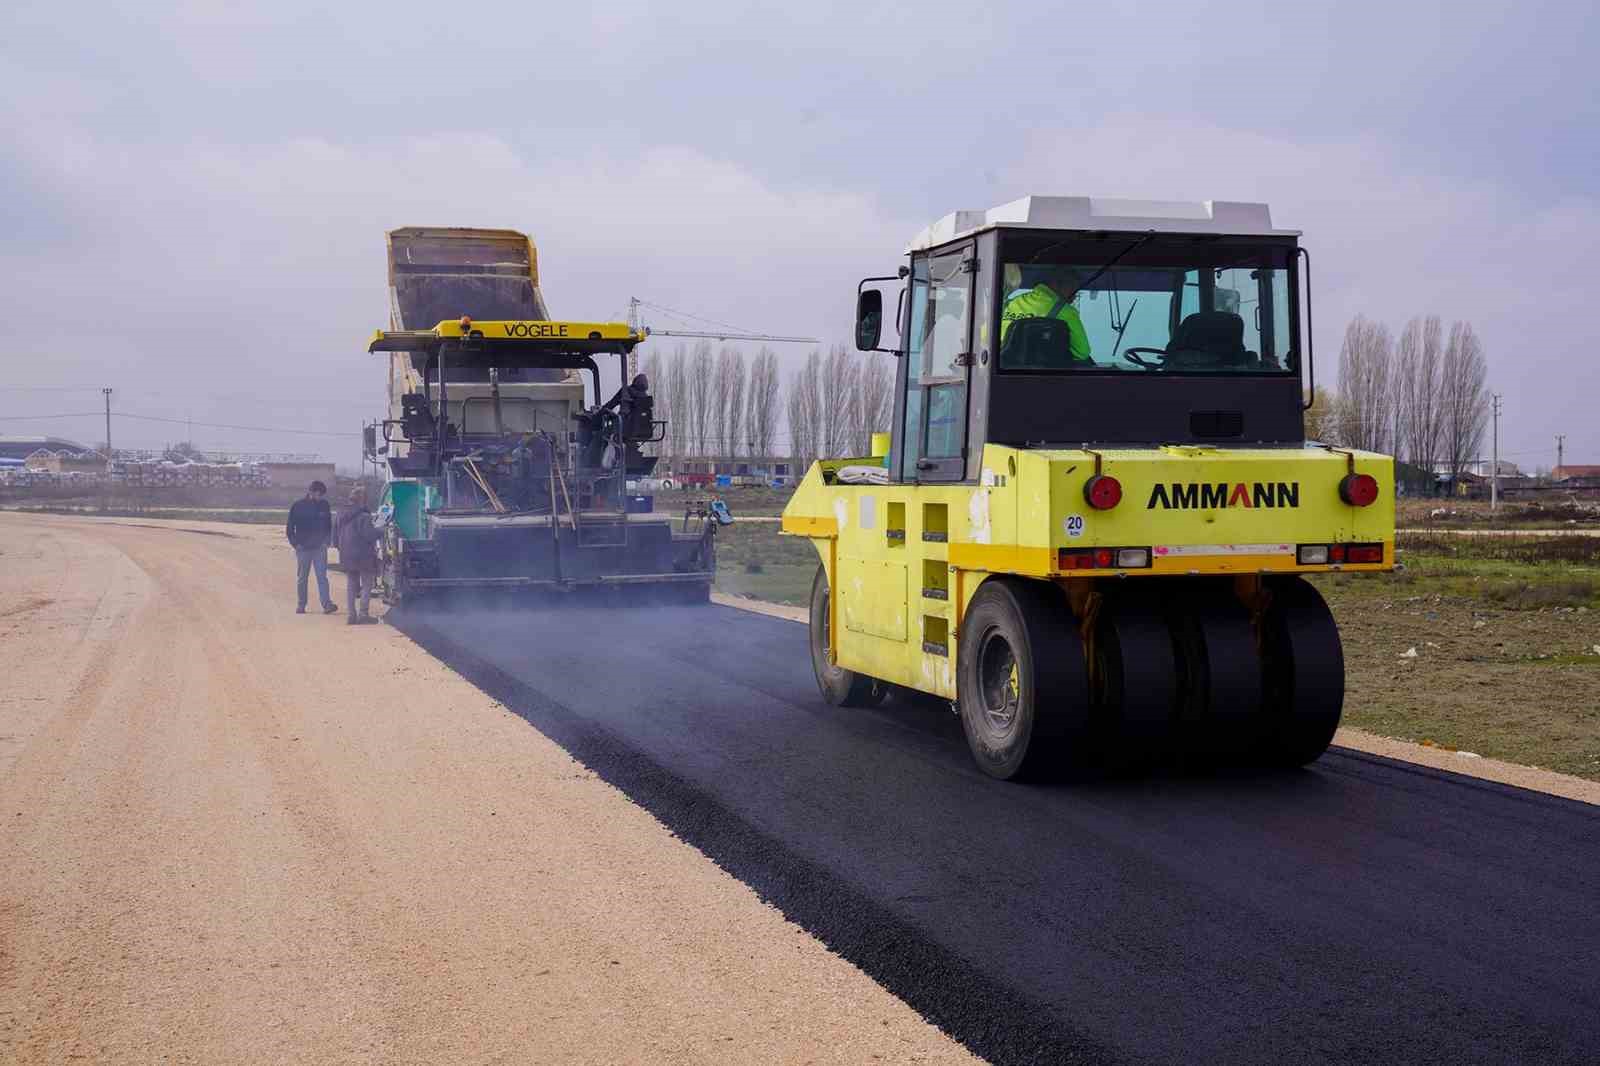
[336,486,384,625]
[286,480,338,615]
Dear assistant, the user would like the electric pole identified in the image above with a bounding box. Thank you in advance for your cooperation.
[1556,434,1566,479]
[1490,393,1502,512]
[102,387,113,460]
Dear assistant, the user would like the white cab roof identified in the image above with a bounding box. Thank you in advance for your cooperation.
[906,195,1298,251]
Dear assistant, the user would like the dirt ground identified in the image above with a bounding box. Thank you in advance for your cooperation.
[1319,542,1600,780]
[0,513,975,1065]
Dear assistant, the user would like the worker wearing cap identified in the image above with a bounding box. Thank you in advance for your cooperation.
[335,486,385,625]
[999,266,1092,362]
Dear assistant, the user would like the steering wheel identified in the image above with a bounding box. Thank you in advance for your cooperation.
[1121,347,1168,369]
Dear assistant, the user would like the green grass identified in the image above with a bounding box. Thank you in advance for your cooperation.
[1315,549,1600,778]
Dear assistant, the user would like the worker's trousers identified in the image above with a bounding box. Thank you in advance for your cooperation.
[346,568,373,619]
[295,545,332,609]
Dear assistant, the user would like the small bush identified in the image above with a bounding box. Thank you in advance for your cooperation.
[1480,579,1596,610]
[744,561,765,574]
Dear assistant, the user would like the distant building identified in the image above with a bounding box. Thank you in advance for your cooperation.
[656,455,798,486]
[1553,465,1600,481]
[1432,458,1524,478]
[23,449,61,473]
[260,461,337,490]
[0,435,93,462]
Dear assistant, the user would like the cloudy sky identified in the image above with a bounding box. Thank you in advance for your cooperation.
[2,0,1595,469]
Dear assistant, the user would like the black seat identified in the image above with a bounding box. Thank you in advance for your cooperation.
[1168,312,1252,366]
[999,317,1083,369]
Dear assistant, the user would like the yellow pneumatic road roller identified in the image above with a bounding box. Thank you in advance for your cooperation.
[781,196,1393,779]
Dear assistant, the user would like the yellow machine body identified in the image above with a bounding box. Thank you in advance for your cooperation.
[782,442,1392,700]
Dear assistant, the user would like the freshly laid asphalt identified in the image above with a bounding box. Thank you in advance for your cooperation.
[396,602,1600,1066]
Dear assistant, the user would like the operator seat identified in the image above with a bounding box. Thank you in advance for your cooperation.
[1168,312,1253,367]
[999,317,1083,369]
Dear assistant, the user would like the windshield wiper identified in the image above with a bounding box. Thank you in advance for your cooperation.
[1109,298,1139,361]
[1070,229,1158,299]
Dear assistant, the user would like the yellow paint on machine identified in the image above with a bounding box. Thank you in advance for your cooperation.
[780,442,1395,702]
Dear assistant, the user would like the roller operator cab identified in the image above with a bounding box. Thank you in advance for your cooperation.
[781,196,1394,780]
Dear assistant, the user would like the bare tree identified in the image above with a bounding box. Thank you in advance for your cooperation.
[746,346,781,458]
[855,355,894,453]
[786,350,822,466]
[1334,315,1394,451]
[1394,315,1443,474]
[817,344,862,458]
[1440,320,1489,483]
[1303,386,1337,443]
[685,339,715,455]
[712,345,746,457]
[664,343,690,458]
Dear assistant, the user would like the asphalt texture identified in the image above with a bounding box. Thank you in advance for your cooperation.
[395,602,1600,1066]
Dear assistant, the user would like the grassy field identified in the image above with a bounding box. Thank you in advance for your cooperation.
[1322,534,1600,778]
[1396,496,1600,529]
[713,518,818,605]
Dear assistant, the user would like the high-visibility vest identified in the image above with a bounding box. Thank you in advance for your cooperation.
[1000,284,1092,360]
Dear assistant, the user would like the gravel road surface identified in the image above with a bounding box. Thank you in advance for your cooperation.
[396,596,1600,1066]
[0,513,976,1064]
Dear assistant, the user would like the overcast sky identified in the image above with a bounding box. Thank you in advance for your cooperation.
[2,0,1596,469]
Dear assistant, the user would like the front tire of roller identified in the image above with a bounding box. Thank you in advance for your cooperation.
[957,579,1089,781]
[809,565,885,708]
[1259,577,1344,767]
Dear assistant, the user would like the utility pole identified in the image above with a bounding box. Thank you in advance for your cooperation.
[102,387,113,460]
[1490,393,1502,512]
[1556,434,1566,479]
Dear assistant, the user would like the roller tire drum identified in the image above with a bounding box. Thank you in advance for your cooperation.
[809,565,884,707]
[1259,576,1344,766]
[1173,583,1264,764]
[957,579,1089,781]
[1094,591,1181,769]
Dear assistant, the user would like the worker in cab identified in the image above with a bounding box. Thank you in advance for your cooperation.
[999,265,1092,364]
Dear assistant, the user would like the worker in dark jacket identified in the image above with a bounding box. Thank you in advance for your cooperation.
[286,480,337,615]
[335,486,385,625]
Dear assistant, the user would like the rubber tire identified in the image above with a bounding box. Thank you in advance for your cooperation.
[1173,582,1264,764]
[808,565,885,707]
[1259,577,1344,766]
[957,579,1089,781]
[1094,590,1181,769]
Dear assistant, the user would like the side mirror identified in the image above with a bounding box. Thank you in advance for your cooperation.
[362,425,378,458]
[855,289,883,352]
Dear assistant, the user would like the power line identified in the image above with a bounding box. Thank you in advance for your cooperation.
[113,412,354,438]
[0,409,357,438]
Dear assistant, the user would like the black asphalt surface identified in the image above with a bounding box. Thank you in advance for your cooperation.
[396,602,1600,1066]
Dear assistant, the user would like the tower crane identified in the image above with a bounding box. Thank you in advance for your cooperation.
[625,297,818,379]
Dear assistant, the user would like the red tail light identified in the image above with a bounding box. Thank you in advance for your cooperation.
[1346,544,1384,563]
[1340,472,1380,507]
[1084,474,1122,510]
[1058,547,1152,571]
